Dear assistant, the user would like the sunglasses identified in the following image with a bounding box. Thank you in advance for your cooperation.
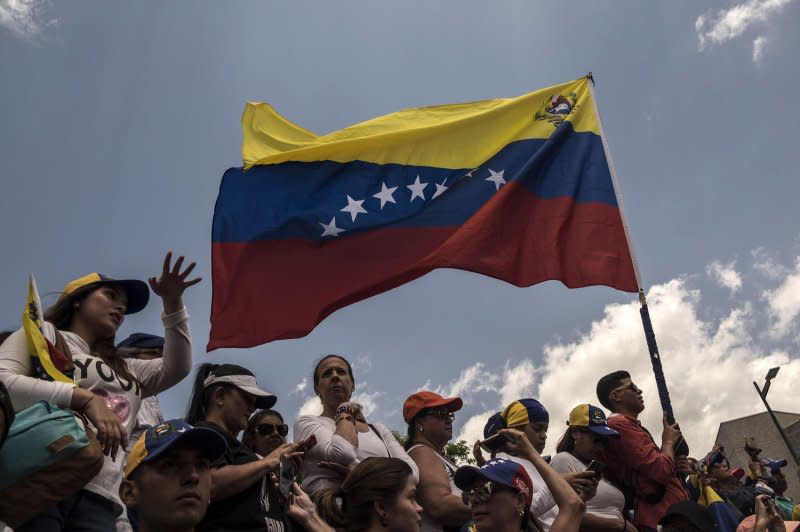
[423,410,455,420]
[612,382,641,394]
[461,481,513,506]
[255,423,288,437]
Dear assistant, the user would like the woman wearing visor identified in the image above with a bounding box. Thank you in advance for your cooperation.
[403,391,471,532]
[186,363,303,532]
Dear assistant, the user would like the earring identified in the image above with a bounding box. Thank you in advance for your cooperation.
[73,303,80,309]
[418,427,424,432]
[379,514,388,527]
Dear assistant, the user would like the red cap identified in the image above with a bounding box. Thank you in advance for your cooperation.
[403,391,463,422]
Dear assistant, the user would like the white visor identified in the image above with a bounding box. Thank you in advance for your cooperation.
[203,374,277,409]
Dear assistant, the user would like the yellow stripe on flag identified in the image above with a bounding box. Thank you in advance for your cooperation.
[242,76,600,169]
[24,274,73,384]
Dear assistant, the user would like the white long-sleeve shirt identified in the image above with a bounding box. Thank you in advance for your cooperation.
[294,415,419,496]
[0,307,192,513]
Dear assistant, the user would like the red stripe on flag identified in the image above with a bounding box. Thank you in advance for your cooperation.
[209,183,636,349]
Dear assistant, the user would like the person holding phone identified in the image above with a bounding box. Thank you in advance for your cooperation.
[185,363,302,532]
[403,391,471,532]
[550,404,634,531]
[293,354,418,496]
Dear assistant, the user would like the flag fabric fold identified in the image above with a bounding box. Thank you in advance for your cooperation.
[210,76,638,350]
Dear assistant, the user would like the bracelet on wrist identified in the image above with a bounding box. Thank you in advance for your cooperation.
[335,413,355,424]
[336,404,356,417]
[78,395,96,413]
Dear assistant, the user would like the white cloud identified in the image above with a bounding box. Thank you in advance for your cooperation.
[753,35,769,64]
[0,0,56,38]
[297,395,322,417]
[763,257,800,339]
[695,0,792,54]
[752,247,786,279]
[706,260,743,294]
[433,362,499,400]
[455,268,800,460]
[293,377,308,394]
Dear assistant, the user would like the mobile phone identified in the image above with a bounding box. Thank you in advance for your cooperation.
[279,454,295,499]
[479,433,509,453]
[296,434,317,453]
[586,460,606,479]
[764,496,777,515]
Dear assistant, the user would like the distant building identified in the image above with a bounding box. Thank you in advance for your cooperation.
[715,411,800,500]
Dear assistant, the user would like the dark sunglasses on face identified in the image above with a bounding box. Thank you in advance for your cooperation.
[255,423,288,437]
[461,481,513,506]
[423,410,455,420]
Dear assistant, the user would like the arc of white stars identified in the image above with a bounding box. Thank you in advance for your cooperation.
[407,175,428,202]
[340,195,367,222]
[432,179,448,199]
[372,182,398,209]
[485,168,506,191]
[319,217,345,237]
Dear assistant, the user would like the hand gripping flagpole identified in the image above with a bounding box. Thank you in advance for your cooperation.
[587,74,687,454]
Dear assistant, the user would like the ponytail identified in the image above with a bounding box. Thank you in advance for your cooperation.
[185,363,218,424]
[404,418,417,450]
[315,487,347,529]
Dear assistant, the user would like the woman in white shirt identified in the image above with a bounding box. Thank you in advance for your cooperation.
[549,404,637,532]
[0,252,199,531]
[294,354,418,496]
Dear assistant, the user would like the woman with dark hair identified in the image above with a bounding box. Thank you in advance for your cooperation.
[456,428,585,532]
[293,354,418,496]
[403,391,471,532]
[550,404,632,531]
[0,252,198,531]
[316,457,422,532]
[186,363,303,532]
[242,409,288,457]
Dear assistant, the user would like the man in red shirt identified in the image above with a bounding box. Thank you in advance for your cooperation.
[596,371,688,532]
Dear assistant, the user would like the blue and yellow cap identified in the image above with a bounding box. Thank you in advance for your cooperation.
[502,398,548,428]
[124,419,227,479]
[59,273,150,315]
[568,404,619,438]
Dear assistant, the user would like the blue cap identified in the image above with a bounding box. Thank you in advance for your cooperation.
[124,419,227,479]
[484,412,506,438]
[117,333,165,349]
[454,458,533,507]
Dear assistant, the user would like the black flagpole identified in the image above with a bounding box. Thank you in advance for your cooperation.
[588,74,688,455]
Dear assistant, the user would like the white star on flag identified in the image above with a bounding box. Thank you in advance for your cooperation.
[373,182,398,209]
[464,168,479,178]
[407,175,428,202]
[486,168,506,191]
[320,217,345,237]
[432,179,448,199]
[340,195,368,222]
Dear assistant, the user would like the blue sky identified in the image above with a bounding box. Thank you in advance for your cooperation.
[1,0,799,458]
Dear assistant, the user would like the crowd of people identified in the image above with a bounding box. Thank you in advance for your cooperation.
[0,259,798,532]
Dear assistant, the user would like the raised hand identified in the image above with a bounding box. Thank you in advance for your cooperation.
[148,251,201,314]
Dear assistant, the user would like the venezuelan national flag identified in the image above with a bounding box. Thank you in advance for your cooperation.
[209,76,638,349]
[24,275,74,383]
[692,478,739,532]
